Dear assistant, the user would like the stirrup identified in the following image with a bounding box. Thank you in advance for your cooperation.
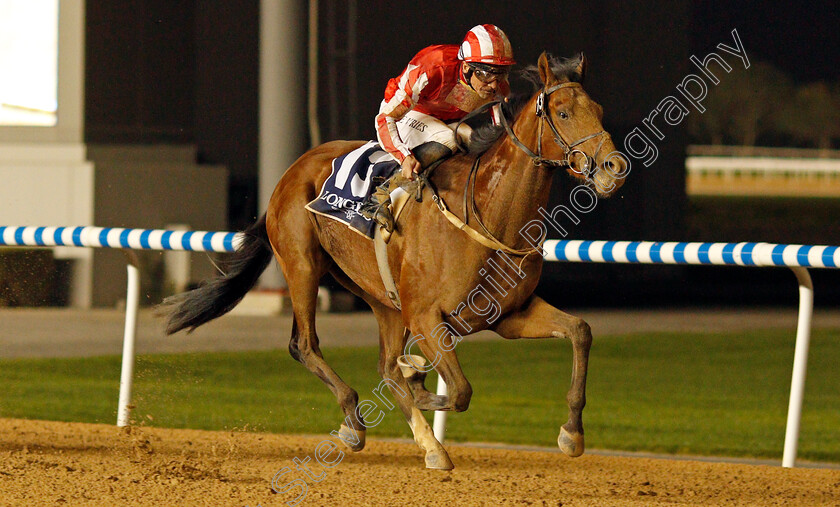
[360,185,395,233]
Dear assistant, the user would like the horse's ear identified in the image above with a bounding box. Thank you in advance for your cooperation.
[575,52,587,82]
[538,51,556,85]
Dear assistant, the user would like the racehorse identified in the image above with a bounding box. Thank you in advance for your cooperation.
[163,52,627,470]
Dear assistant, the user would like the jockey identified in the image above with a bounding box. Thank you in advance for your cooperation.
[376,24,515,180]
[364,24,515,231]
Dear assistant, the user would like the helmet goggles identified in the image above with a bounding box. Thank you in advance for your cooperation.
[468,63,509,84]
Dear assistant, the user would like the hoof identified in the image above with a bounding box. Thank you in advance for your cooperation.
[558,427,584,457]
[397,354,428,378]
[336,423,366,452]
[424,449,454,470]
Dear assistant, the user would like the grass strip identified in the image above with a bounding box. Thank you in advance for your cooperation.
[1,328,838,462]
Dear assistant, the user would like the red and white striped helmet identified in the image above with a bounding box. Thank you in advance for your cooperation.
[458,24,515,66]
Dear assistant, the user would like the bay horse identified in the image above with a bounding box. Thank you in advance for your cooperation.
[164,52,627,470]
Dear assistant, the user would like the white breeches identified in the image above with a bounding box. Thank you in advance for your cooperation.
[394,110,471,154]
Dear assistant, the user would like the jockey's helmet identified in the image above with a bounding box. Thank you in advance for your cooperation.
[457,24,515,67]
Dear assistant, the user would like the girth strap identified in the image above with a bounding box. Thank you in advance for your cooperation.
[373,227,402,310]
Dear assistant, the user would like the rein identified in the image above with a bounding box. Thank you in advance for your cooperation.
[426,81,606,257]
[427,171,539,257]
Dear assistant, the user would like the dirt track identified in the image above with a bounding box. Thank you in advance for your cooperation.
[2,418,838,506]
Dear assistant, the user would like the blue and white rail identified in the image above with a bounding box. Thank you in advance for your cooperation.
[0,225,243,429]
[0,225,243,252]
[543,239,836,468]
[544,239,839,268]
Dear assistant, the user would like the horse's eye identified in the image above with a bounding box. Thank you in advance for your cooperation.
[558,111,569,120]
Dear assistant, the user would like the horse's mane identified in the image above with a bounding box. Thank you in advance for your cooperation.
[468,53,584,156]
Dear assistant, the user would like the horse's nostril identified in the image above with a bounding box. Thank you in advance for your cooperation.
[605,160,614,169]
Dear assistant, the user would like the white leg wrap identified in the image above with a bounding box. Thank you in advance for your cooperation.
[397,354,428,378]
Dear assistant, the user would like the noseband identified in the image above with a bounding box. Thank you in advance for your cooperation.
[500,82,606,178]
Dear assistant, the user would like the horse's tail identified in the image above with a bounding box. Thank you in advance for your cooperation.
[162,213,273,335]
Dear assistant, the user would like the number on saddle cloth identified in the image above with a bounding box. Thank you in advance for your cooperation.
[304,141,400,239]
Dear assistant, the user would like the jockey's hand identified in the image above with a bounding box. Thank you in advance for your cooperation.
[401,154,422,180]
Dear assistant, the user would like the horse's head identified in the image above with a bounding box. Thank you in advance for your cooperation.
[513,52,628,197]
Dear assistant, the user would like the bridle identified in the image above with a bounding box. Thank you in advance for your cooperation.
[426,81,609,258]
[500,81,607,179]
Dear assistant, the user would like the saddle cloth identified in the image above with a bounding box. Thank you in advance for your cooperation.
[305,141,399,239]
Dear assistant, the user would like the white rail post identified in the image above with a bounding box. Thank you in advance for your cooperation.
[117,251,141,427]
[783,266,814,467]
[433,375,448,443]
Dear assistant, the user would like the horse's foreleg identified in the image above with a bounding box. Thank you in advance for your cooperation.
[372,306,453,470]
[406,315,473,413]
[492,295,592,458]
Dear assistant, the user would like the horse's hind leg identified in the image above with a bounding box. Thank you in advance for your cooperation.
[491,295,592,458]
[273,240,367,451]
[372,305,453,470]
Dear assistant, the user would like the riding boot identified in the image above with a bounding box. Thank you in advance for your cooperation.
[360,181,395,232]
[413,141,453,170]
[360,171,416,232]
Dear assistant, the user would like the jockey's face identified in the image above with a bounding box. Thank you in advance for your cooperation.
[463,62,507,99]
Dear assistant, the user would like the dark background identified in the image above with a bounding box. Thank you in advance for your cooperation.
[82,0,840,308]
